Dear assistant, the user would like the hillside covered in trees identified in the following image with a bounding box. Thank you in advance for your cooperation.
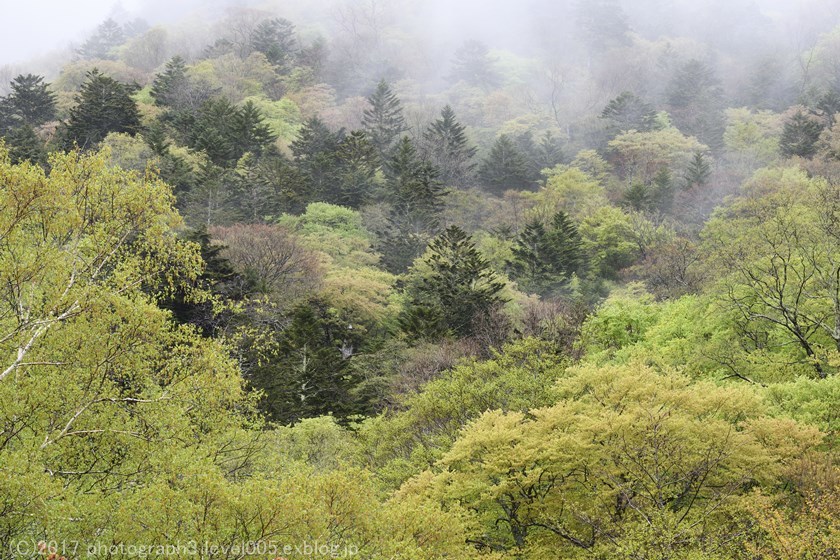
[1,0,839,557]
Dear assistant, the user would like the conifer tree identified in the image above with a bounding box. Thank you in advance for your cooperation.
[379,137,445,272]
[780,111,824,159]
[650,166,675,211]
[62,70,141,149]
[401,226,506,339]
[0,98,13,134]
[290,116,345,198]
[478,134,531,194]
[76,18,125,60]
[251,18,297,71]
[5,125,47,166]
[233,100,277,157]
[667,60,726,150]
[250,298,364,424]
[150,56,189,108]
[362,80,407,159]
[576,0,632,52]
[684,152,711,188]
[622,183,653,213]
[4,74,56,127]
[188,98,238,166]
[386,136,444,220]
[448,40,501,89]
[423,105,477,187]
[507,211,584,294]
[601,91,656,133]
[517,130,565,184]
[507,219,553,290]
[334,130,380,208]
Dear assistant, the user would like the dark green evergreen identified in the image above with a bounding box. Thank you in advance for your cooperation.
[780,111,824,159]
[379,136,445,273]
[423,105,477,187]
[601,91,656,132]
[667,60,726,150]
[576,0,632,52]
[448,40,501,90]
[361,80,407,159]
[150,56,189,108]
[401,226,507,339]
[290,116,345,199]
[233,100,278,157]
[187,98,239,166]
[251,18,297,71]
[478,134,531,194]
[333,130,380,208]
[684,152,711,188]
[4,74,56,127]
[250,298,364,425]
[62,70,141,149]
[507,212,584,295]
[5,125,47,166]
[76,18,125,60]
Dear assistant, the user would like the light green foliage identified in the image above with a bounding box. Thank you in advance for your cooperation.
[608,126,707,183]
[101,131,155,171]
[0,147,250,544]
[578,206,652,279]
[576,283,659,358]
[405,362,822,557]
[279,202,378,268]
[53,60,145,93]
[723,107,782,172]
[766,375,840,438]
[189,53,278,103]
[241,94,302,146]
[357,338,568,487]
[278,203,398,325]
[119,26,170,72]
[570,149,614,185]
[808,24,840,90]
[703,166,840,377]
[525,165,607,220]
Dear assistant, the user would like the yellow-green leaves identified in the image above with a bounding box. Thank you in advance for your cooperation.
[410,363,822,557]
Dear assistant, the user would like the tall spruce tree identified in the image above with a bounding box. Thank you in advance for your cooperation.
[4,74,56,127]
[5,125,47,166]
[150,56,189,108]
[380,136,445,273]
[249,298,365,424]
[478,134,531,194]
[601,91,656,133]
[507,219,553,291]
[515,130,565,184]
[62,70,141,149]
[576,0,632,53]
[780,111,824,159]
[423,105,477,187]
[362,80,407,159]
[448,40,501,89]
[187,98,239,166]
[507,211,584,295]
[400,226,506,339]
[684,152,711,188]
[333,130,380,208]
[76,18,125,60]
[667,60,726,150]
[233,100,277,157]
[290,116,345,199]
[386,136,444,220]
[251,18,297,71]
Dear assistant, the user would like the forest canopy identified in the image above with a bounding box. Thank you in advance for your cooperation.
[1,0,839,558]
